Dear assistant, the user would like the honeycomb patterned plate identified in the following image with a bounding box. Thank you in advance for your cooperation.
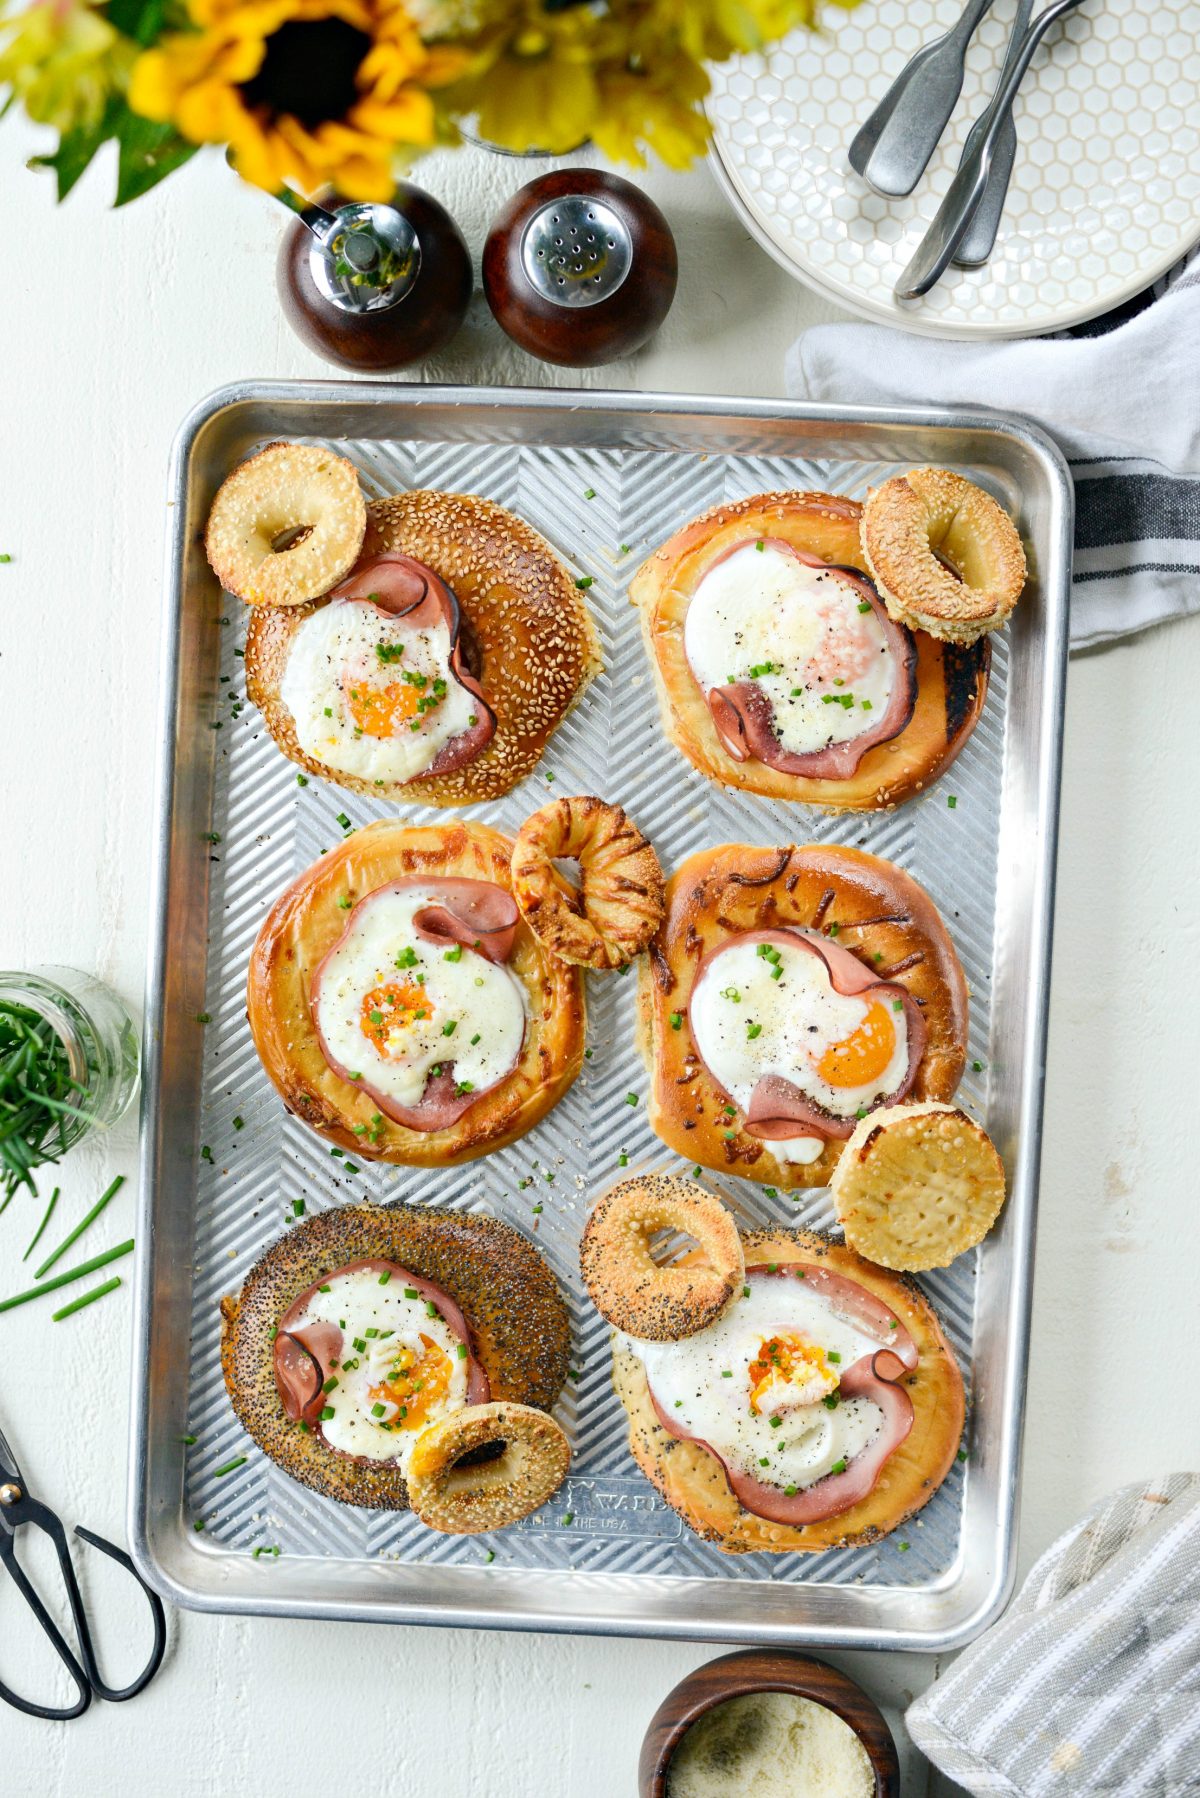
[707,0,1200,339]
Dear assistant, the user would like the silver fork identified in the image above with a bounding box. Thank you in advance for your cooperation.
[895,0,1091,300]
[953,0,1036,267]
[847,0,997,198]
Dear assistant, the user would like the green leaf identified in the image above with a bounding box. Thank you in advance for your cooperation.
[114,108,197,205]
[28,99,120,202]
[104,0,166,46]
[28,96,196,206]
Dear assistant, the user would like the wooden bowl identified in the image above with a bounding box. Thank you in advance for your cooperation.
[638,1648,900,1797]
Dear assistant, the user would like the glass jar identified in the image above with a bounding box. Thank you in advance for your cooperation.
[0,967,139,1155]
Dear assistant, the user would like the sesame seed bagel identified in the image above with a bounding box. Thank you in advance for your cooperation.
[831,1100,1007,1270]
[406,1402,571,1533]
[219,1204,571,1512]
[861,468,1027,644]
[511,796,665,971]
[580,1174,745,1341]
[245,488,601,806]
[205,442,367,607]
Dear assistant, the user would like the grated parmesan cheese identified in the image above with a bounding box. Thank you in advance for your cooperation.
[666,1690,875,1798]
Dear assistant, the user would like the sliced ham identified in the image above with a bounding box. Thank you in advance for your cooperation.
[273,1255,490,1431]
[329,552,495,775]
[408,878,519,965]
[647,1263,916,1527]
[312,877,524,1133]
[699,547,917,780]
[689,927,926,1144]
[744,1261,918,1366]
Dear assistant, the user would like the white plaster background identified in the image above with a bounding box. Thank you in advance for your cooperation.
[0,119,1197,1797]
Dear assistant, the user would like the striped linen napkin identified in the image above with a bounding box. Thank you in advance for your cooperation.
[785,255,1200,650]
[906,1474,1200,1795]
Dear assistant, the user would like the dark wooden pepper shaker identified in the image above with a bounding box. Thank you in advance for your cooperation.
[483,170,677,367]
[278,181,472,371]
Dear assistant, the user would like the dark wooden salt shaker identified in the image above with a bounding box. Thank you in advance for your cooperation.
[483,170,677,367]
[278,181,472,371]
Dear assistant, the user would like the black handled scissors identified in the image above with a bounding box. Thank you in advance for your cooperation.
[0,1417,166,1719]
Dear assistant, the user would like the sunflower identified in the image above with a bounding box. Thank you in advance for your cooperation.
[128,0,464,199]
[441,3,606,158]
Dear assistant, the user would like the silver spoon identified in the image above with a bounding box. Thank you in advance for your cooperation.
[847,0,997,198]
[953,0,1036,267]
[895,0,1090,300]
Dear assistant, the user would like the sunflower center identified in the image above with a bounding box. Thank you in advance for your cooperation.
[240,19,372,130]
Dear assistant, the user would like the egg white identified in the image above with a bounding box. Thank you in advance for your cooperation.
[690,936,910,1150]
[683,544,896,755]
[315,887,527,1108]
[281,598,478,783]
[287,1266,470,1465]
[630,1277,885,1492]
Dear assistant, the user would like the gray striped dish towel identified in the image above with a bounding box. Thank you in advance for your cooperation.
[785,255,1200,650]
[906,1474,1200,1795]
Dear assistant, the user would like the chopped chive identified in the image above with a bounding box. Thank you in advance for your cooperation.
[456,1343,468,1359]
[22,1186,60,1262]
[624,1092,638,1107]
[335,813,351,829]
[720,1369,733,1378]
[957,1449,969,1462]
[296,773,308,787]
[784,1484,798,1496]
[442,1020,457,1037]
[755,539,765,552]
[52,1275,121,1321]
[232,1115,245,1131]
[194,1519,205,1531]
[831,1458,847,1475]
[34,1175,124,1279]
[200,1145,213,1163]
[746,1022,762,1040]
[343,1163,359,1176]
[213,1456,247,1477]
[252,1545,281,1558]
[337,895,351,909]
[378,1270,391,1285]
[857,600,872,613]
[574,576,593,590]
[292,1199,305,1217]
[972,1059,984,1073]
[762,1187,777,1199]
[669,1012,682,1030]
[404,1287,418,1299]
[769,1415,782,1429]
[195,1011,211,1023]
[947,795,957,809]
[618,1153,628,1167]
[370,1403,386,1419]
[898,1540,910,1552]
[443,945,463,963]
[827,1351,841,1364]
[484,1549,495,1563]
[759,1457,769,1467]
[583,487,595,500]
[561,1513,574,1526]
[180,1432,197,1444]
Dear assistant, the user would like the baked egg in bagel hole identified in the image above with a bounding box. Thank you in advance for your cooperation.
[629,1262,917,1524]
[683,540,917,779]
[280,553,494,785]
[312,878,527,1130]
[275,1258,488,1467]
[689,930,924,1166]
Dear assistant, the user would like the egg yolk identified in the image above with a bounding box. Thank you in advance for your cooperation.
[748,1334,837,1414]
[360,981,432,1053]
[344,679,421,739]
[816,1000,896,1089]
[370,1333,455,1430]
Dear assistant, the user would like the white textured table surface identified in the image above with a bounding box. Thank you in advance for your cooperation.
[2,127,1198,1798]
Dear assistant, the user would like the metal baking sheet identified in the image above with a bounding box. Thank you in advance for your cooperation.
[131,382,1070,1651]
